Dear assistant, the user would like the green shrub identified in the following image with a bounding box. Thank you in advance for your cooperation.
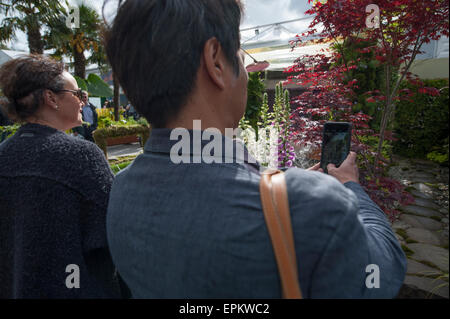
[394,79,449,164]
[0,124,20,143]
[110,160,133,174]
[93,124,151,158]
[244,72,265,132]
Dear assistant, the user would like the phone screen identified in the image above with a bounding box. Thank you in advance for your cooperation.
[320,122,351,174]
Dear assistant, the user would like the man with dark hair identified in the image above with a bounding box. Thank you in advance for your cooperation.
[105,0,406,298]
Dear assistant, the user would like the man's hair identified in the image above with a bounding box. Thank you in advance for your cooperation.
[104,0,244,128]
[0,54,65,122]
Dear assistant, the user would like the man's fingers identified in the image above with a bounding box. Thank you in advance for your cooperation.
[348,151,357,163]
[327,163,336,172]
[308,162,321,171]
[342,151,356,165]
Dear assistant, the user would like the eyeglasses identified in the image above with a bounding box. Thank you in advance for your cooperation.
[54,89,83,100]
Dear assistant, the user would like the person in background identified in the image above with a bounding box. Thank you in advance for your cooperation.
[0,54,125,298]
[0,105,12,126]
[80,90,98,142]
[0,106,13,143]
[104,0,406,298]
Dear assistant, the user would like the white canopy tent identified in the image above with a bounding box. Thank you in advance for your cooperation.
[0,49,29,67]
[240,18,331,72]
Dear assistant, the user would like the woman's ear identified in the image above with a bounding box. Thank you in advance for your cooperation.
[202,37,226,90]
[43,89,59,110]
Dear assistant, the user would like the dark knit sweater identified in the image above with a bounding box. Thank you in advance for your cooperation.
[0,123,121,298]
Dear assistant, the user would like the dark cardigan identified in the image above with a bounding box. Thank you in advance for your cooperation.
[0,123,122,298]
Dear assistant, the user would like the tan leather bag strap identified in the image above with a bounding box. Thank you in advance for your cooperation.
[260,169,302,299]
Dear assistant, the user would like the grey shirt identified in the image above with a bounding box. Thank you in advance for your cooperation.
[107,128,406,298]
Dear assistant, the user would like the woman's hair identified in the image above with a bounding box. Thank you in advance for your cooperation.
[0,54,66,122]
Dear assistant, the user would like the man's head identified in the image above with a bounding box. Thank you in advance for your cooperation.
[81,90,88,105]
[105,0,245,128]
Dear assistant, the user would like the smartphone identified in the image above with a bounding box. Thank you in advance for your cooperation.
[320,122,352,174]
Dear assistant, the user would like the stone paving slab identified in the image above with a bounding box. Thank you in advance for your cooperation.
[392,219,413,231]
[411,183,434,193]
[407,243,449,272]
[411,158,439,166]
[401,205,444,218]
[107,143,143,159]
[409,189,434,200]
[406,228,446,246]
[389,156,449,299]
[399,214,442,231]
[407,259,443,276]
[403,275,449,299]
[413,197,441,210]
[409,176,441,184]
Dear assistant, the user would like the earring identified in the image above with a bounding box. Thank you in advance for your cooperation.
[55,105,59,110]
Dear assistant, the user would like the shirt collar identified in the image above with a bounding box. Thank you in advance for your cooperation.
[144,128,261,171]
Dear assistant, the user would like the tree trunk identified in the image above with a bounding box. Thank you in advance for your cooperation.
[26,23,43,54]
[113,72,120,121]
[375,64,391,170]
[73,46,86,79]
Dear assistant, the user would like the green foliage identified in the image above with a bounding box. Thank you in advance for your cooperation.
[244,72,265,132]
[239,82,294,168]
[74,75,88,91]
[427,149,449,166]
[74,74,113,98]
[93,124,151,158]
[332,37,385,129]
[44,2,106,78]
[0,0,65,53]
[86,73,113,97]
[394,79,449,164]
[98,116,113,129]
[108,155,138,166]
[358,135,392,164]
[110,161,132,174]
[0,124,20,142]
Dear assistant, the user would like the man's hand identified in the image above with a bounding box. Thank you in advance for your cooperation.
[327,151,360,184]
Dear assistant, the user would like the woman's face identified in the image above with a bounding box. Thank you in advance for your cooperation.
[55,72,84,130]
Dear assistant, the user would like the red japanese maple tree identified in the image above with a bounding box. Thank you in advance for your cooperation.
[282,0,450,219]
[300,0,449,167]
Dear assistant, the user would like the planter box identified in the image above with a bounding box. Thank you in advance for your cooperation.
[106,135,140,146]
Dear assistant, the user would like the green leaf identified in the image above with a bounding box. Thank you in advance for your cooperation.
[74,75,88,91]
[86,73,113,97]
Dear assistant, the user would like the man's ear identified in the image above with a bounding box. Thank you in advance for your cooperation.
[42,89,59,110]
[202,37,226,90]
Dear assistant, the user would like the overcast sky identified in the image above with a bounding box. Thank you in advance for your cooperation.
[6,0,314,52]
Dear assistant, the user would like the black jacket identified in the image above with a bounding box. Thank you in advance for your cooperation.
[0,123,122,298]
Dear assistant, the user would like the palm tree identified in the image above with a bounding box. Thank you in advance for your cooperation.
[45,2,106,79]
[0,0,64,54]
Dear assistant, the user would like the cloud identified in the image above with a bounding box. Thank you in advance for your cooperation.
[241,0,312,31]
